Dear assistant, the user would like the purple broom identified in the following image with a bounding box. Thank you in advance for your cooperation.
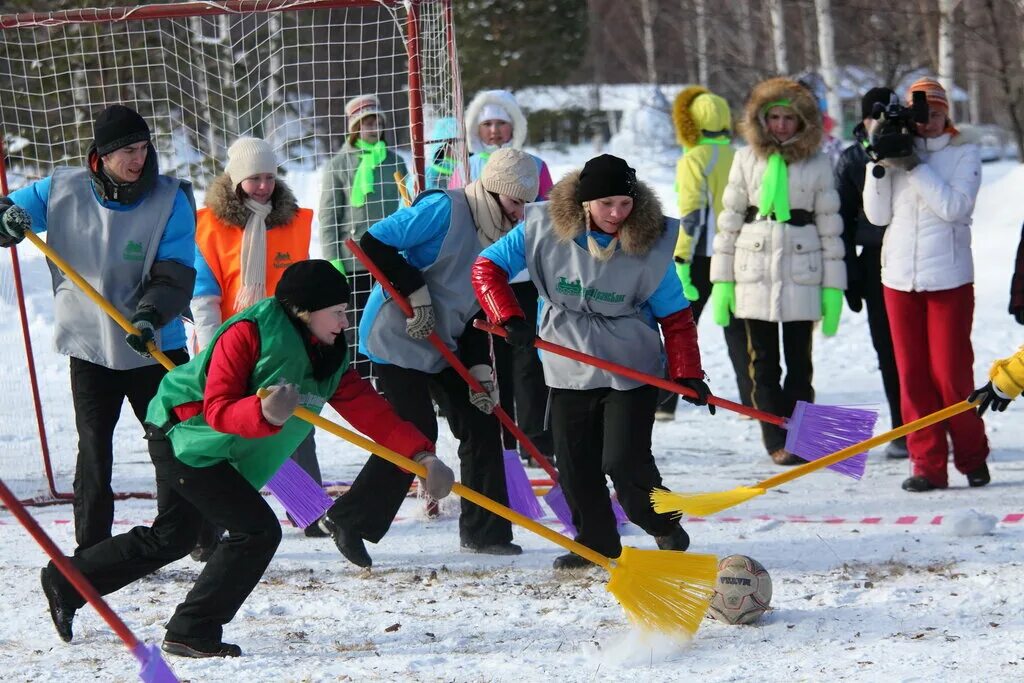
[135,642,178,683]
[784,401,879,479]
[503,450,544,519]
[265,457,334,528]
[543,484,629,536]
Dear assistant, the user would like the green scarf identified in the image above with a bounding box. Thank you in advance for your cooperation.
[351,139,387,208]
[698,136,731,146]
[758,153,790,222]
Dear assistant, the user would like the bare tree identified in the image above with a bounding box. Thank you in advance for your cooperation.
[769,0,789,74]
[641,0,658,84]
[815,0,843,133]
[937,0,958,117]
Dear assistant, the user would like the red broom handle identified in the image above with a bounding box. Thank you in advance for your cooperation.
[473,319,788,428]
[344,239,560,480]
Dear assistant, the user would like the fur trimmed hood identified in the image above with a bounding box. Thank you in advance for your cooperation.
[464,89,528,153]
[204,173,300,228]
[672,85,732,149]
[740,77,822,163]
[547,169,665,257]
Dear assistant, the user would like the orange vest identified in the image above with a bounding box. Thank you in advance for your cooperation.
[195,207,313,321]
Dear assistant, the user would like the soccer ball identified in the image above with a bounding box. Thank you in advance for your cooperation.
[707,554,772,625]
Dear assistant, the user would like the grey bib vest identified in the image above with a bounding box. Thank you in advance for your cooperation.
[45,167,183,370]
[524,206,679,390]
[363,189,481,373]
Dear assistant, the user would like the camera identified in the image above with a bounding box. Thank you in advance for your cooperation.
[855,90,929,177]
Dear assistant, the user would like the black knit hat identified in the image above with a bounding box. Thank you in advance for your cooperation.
[275,260,351,313]
[576,154,637,202]
[93,105,151,157]
[860,87,896,121]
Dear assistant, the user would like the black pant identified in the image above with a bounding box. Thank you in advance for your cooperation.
[345,270,375,380]
[70,348,189,551]
[860,248,903,428]
[326,363,512,546]
[492,280,553,457]
[742,319,814,453]
[658,255,753,413]
[551,384,677,558]
[58,433,281,641]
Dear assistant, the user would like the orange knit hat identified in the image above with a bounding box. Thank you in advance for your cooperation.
[907,77,958,135]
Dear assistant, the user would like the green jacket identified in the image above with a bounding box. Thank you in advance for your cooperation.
[318,142,406,272]
[146,298,348,488]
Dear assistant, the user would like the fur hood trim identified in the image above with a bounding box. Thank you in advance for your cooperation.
[464,90,528,153]
[740,77,822,163]
[672,85,709,149]
[204,173,300,228]
[547,169,665,257]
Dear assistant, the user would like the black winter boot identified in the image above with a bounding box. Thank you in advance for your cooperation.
[162,635,241,658]
[319,516,372,568]
[967,463,991,488]
[902,476,944,492]
[40,564,76,643]
[460,540,523,556]
[553,552,595,570]
[654,525,690,551]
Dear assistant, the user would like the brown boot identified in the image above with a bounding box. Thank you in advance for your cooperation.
[770,448,801,466]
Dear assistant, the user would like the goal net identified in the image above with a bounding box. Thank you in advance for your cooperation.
[0,0,467,503]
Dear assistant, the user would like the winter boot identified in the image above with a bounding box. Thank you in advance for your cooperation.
[967,463,991,488]
[190,522,223,563]
[303,516,329,538]
[553,552,595,570]
[162,635,241,658]
[770,449,801,466]
[40,564,76,643]
[460,539,523,556]
[885,437,909,459]
[901,475,946,492]
[318,516,372,568]
[654,525,690,552]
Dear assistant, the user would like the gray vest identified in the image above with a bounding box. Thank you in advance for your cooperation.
[363,189,481,374]
[524,206,678,390]
[46,167,182,370]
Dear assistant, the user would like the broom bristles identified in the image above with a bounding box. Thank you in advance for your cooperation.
[785,402,878,480]
[542,484,576,534]
[265,458,334,528]
[503,450,544,520]
[606,546,719,638]
[650,487,766,517]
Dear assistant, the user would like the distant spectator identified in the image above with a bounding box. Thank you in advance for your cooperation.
[1011,222,1024,325]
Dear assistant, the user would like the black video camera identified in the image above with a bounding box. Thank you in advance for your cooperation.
[855,90,929,176]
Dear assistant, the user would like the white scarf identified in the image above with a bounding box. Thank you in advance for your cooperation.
[233,198,273,312]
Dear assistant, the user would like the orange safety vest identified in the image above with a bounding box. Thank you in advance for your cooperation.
[195,207,313,321]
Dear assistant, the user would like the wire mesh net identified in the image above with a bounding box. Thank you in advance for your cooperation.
[0,0,466,501]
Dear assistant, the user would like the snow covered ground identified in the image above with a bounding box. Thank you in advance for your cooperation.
[1,149,1023,682]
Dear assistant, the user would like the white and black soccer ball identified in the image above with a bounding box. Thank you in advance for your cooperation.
[708,554,772,625]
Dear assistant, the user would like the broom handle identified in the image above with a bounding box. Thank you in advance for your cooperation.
[755,399,977,489]
[258,389,611,570]
[345,238,560,480]
[24,231,175,372]
[393,171,412,207]
[473,319,787,427]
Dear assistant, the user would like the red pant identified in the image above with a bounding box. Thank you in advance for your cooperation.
[884,285,989,486]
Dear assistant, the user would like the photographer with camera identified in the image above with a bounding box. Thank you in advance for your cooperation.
[862,77,990,493]
[835,87,906,459]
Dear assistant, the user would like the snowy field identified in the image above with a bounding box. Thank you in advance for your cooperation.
[1,149,1023,682]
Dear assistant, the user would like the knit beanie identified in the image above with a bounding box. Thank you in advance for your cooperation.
[480,148,539,202]
[907,77,949,112]
[346,95,386,133]
[275,260,351,313]
[225,137,278,187]
[860,87,896,120]
[576,154,637,202]
[93,105,151,157]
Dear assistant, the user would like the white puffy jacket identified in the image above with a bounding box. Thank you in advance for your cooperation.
[863,133,981,292]
[710,147,845,322]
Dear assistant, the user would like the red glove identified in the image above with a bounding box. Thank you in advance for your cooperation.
[659,306,703,382]
[471,256,524,324]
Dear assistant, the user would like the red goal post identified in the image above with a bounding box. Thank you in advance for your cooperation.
[0,0,467,505]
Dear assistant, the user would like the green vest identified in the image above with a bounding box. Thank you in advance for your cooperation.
[146,298,348,488]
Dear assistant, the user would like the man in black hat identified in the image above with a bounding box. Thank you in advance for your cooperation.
[0,104,199,549]
[835,87,906,458]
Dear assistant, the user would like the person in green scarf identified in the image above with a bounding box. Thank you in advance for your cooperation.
[319,94,408,378]
[708,77,847,466]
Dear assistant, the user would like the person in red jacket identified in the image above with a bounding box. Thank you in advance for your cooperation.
[39,260,454,658]
[471,155,711,570]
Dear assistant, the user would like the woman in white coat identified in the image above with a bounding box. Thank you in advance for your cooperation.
[710,77,846,465]
[862,77,990,492]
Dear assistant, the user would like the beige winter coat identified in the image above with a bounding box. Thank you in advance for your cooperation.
[710,78,845,322]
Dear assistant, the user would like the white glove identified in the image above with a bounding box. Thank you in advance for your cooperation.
[405,285,435,339]
[413,451,455,499]
[467,364,498,415]
[260,382,300,426]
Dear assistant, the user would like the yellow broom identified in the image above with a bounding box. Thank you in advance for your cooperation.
[394,171,412,207]
[651,399,979,517]
[259,390,719,640]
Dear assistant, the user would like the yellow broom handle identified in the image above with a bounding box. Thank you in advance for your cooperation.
[23,231,175,372]
[257,389,612,570]
[393,171,412,207]
[756,400,977,490]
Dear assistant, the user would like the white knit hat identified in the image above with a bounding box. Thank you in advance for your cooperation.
[346,95,386,133]
[225,137,278,186]
[480,148,539,202]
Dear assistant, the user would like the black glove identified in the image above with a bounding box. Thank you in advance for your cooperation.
[1013,307,1024,326]
[0,198,31,247]
[844,285,863,313]
[125,311,159,358]
[503,317,536,350]
[968,382,1013,417]
[676,377,715,415]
